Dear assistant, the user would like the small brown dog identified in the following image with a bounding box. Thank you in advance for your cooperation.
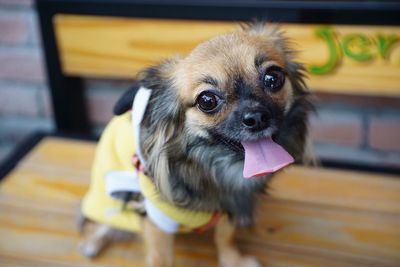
[79,22,315,267]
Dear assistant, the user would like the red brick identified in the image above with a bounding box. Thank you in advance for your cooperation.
[28,13,41,45]
[310,111,363,146]
[316,92,400,109]
[38,86,53,117]
[0,0,32,6]
[0,15,28,45]
[0,50,46,82]
[369,117,400,152]
[87,91,121,125]
[0,84,39,116]
[84,80,131,125]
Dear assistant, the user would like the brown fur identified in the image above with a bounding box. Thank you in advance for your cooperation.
[80,22,315,267]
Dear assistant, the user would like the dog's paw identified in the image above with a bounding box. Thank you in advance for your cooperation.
[78,241,102,258]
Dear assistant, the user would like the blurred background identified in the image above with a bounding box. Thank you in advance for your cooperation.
[0,0,399,170]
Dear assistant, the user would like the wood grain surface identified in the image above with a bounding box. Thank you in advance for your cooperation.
[54,15,400,96]
[1,137,400,266]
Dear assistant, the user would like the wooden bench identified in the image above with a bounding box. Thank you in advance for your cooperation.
[0,1,399,266]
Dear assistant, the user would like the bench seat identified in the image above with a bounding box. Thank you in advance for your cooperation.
[0,137,399,267]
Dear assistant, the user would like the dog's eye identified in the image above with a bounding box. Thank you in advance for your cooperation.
[196,91,221,113]
[263,66,286,92]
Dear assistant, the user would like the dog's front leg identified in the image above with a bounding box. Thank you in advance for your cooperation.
[142,217,174,267]
[215,216,262,267]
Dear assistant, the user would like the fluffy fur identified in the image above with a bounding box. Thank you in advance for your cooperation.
[136,23,314,226]
[80,22,315,266]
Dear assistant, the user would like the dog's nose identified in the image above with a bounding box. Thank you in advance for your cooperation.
[242,111,270,131]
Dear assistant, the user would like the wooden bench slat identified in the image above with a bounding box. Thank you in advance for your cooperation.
[19,137,95,172]
[55,15,400,96]
[0,203,359,267]
[13,137,400,214]
[1,137,400,266]
[270,166,400,214]
[0,165,87,213]
[240,198,400,266]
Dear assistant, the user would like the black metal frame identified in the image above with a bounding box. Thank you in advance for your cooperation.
[1,0,400,181]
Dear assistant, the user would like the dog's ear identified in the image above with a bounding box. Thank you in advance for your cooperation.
[244,22,309,96]
[113,83,141,115]
[138,59,186,203]
[113,57,179,116]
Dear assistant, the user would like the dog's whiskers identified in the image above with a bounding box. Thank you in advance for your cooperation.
[210,132,244,153]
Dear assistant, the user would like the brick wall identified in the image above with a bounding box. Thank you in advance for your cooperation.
[0,0,53,163]
[311,95,400,168]
[0,1,399,169]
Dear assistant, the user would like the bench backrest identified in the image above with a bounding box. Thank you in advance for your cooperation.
[36,0,400,134]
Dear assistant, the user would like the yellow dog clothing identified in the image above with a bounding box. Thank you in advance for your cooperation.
[81,88,219,233]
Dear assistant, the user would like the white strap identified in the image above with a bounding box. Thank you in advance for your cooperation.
[130,87,180,233]
[131,87,152,165]
[145,199,180,233]
[105,170,179,233]
[105,171,140,199]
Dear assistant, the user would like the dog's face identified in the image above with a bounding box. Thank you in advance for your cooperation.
[175,26,296,144]
[125,23,314,225]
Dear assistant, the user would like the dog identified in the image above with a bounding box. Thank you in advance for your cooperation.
[78,22,315,267]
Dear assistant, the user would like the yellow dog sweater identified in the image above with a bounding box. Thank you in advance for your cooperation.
[82,88,219,233]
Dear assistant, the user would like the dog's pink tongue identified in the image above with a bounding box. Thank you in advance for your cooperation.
[242,137,294,178]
